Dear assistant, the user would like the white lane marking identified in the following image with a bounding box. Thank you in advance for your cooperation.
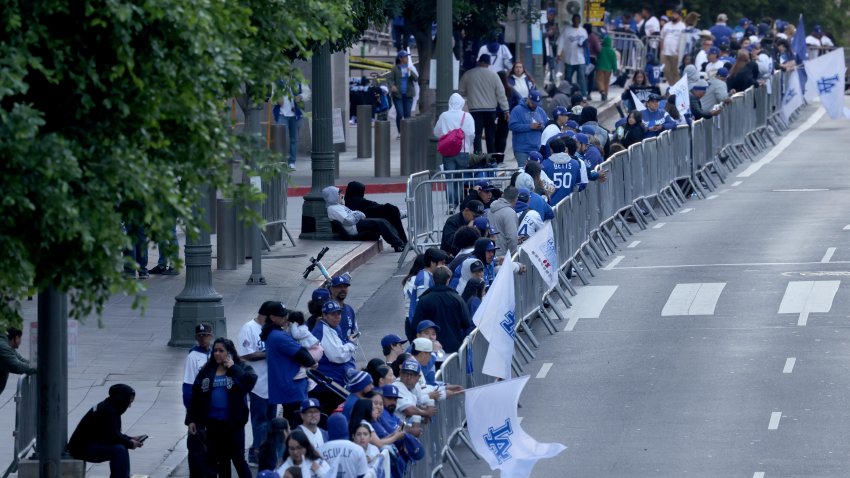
[753,473,765,478]
[773,188,830,192]
[783,358,796,374]
[844,225,850,230]
[564,286,619,331]
[778,281,841,327]
[653,223,666,229]
[821,247,836,263]
[661,283,726,316]
[707,195,718,200]
[732,181,743,187]
[680,208,694,214]
[768,412,782,430]
[718,189,731,194]
[616,260,850,271]
[627,241,640,248]
[738,108,826,178]
[536,363,554,379]
[603,255,625,270]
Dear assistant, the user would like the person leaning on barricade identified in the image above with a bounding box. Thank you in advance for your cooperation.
[440,199,486,255]
[701,67,732,112]
[1,327,35,395]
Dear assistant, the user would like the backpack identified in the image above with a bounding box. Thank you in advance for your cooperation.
[437,112,466,157]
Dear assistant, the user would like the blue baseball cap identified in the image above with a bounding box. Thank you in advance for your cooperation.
[381,334,407,348]
[299,398,321,413]
[416,320,441,333]
[331,274,351,287]
[716,67,729,78]
[527,151,544,163]
[257,471,279,478]
[401,359,421,374]
[813,25,823,34]
[552,106,569,118]
[475,179,497,191]
[708,46,720,56]
[517,188,531,203]
[312,288,331,302]
[397,50,410,58]
[473,216,491,233]
[485,239,499,251]
[575,133,590,145]
[580,125,596,136]
[565,120,579,130]
[528,89,542,105]
[381,384,400,399]
[739,17,749,26]
[322,301,342,314]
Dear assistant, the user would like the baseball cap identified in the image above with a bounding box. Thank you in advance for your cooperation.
[469,259,485,273]
[708,46,720,56]
[485,240,499,251]
[299,398,321,413]
[412,337,434,353]
[322,301,343,314]
[527,151,544,163]
[716,67,729,78]
[547,7,556,15]
[416,320,441,333]
[813,25,823,34]
[527,89,542,105]
[311,287,331,302]
[552,106,569,118]
[401,359,421,374]
[660,15,669,21]
[381,334,407,348]
[331,274,351,287]
[195,322,213,335]
[517,188,531,203]
[717,13,728,22]
[397,50,410,58]
[475,180,497,191]
[478,53,491,65]
[647,93,662,102]
[580,125,596,136]
[691,80,708,91]
[565,120,579,130]
[473,216,492,234]
[465,200,486,216]
[739,17,749,27]
[381,384,400,398]
[575,133,590,145]
[265,302,288,317]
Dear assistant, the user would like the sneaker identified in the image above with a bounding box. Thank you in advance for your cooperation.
[137,271,149,280]
[162,266,179,276]
[289,163,296,171]
[149,265,168,275]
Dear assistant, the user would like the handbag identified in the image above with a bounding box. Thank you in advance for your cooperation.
[437,112,466,157]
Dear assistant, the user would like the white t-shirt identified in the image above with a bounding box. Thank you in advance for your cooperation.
[299,424,327,449]
[394,379,431,423]
[477,44,513,73]
[236,319,268,399]
[660,21,686,56]
[557,26,589,66]
[182,348,208,386]
[642,16,661,36]
[318,440,369,477]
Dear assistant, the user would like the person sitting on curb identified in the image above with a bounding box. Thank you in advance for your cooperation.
[343,181,408,245]
[323,186,405,252]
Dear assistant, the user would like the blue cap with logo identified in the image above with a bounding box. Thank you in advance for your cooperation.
[322,301,343,314]
[575,133,590,145]
[401,359,421,374]
[552,106,569,118]
[528,89,542,105]
[381,384,400,398]
[717,67,729,78]
[331,274,351,287]
[299,398,321,413]
[527,151,544,163]
[565,120,579,130]
[380,334,407,348]
[475,179,497,191]
[580,125,596,136]
[312,288,331,302]
[416,319,441,333]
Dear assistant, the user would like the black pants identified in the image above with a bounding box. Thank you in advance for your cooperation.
[74,443,130,478]
[494,113,509,154]
[309,387,346,417]
[471,111,497,154]
[206,420,251,478]
[362,204,408,244]
[187,428,208,478]
[357,218,403,248]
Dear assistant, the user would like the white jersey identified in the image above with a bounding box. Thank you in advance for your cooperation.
[517,208,544,238]
[318,440,369,478]
[182,347,208,385]
[298,424,327,449]
[236,319,269,399]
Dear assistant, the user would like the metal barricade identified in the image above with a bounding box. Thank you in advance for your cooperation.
[610,32,647,75]
[3,375,37,478]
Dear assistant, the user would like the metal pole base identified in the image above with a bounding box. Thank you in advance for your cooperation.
[247,274,267,285]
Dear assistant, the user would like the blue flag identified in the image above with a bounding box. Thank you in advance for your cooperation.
[792,14,808,94]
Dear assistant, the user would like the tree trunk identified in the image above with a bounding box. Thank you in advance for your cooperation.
[410,28,435,117]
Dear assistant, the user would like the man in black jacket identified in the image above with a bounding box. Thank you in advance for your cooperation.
[440,200,485,255]
[411,266,473,354]
[68,384,144,478]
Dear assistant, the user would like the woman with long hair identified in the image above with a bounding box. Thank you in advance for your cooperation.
[726,50,759,93]
[352,422,384,475]
[621,70,660,111]
[257,417,290,471]
[664,94,683,125]
[620,110,645,148]
[186,338,257,478]
[462,277,487,317]
[350,396,404,448]
[276,430,329,478]
[507,62,535,110]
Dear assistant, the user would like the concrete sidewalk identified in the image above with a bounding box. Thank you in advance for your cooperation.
[0,193,407,478]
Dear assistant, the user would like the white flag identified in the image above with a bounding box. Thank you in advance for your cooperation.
[781,67,804,123]
[520,221,559,288]
[472,252,516,379]
[466,376,567,478]
[668,75,690,118]
[630,90,646,111]
[804,48,850,120]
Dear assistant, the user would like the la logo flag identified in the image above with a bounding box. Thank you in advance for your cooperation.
[804,48,850,120]
[520,221,559,288]
[781,66,804,123]
[630,90,646,112]
[466,376,567,477]
[472,252,516,379]
[668,75,690,118]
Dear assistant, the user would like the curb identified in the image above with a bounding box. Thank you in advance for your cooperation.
[288,182,406,197]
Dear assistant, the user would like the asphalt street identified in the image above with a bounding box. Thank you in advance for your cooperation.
[444,104,850,477]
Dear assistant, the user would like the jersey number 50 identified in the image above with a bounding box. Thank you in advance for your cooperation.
[551,171,572,189]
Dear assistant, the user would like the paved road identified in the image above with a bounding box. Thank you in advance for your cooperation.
[443,105,850,477]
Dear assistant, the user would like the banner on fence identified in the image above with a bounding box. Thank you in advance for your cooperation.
[668,76,690,117]
[466,376,567,478]
[520,222,559,288]
[630,90,646,111]
[781,68,804,122]
[472,252,516,379]
[804,48,850,120]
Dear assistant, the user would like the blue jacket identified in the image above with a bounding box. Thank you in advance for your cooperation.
[509,102,549,154]
[542,153,585,206]
[528,191,554,221]
[641,108,676,138]
[709,24,733,44]
[580,145,604,169]
[266,329,309,405]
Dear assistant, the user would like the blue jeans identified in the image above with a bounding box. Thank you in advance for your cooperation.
[443,153,470,207]
[156,226,179,268]
[122,224,148,275]
[515,151,529,169]
[565,63,588,98]
[249,392,278,453]
[279,115,300,166]
[393,95,413,134]
[75,443,130,478]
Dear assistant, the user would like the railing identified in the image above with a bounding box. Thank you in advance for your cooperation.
[3,374,37,478]
[610,31,648,76]
[409,70,804,478]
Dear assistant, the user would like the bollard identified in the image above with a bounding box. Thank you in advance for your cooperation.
[415,116,428,172]
[208,187,217,233]
[357,105,372,158]
[400,118,414,175]
[374,121,391,177]
[216,198,237,270]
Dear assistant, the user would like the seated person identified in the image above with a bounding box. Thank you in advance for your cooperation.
[323,186,405,252]
[439,200,485,255]
[458,180,497,211]
[344,181,408,245]
[641,94,676,138]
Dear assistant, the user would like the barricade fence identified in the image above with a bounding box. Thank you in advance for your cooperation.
[410,70,806,478]
[3,374,37,478]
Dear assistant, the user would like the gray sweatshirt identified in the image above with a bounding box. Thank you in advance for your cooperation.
[487,198,518,256]
[458,66,509,113]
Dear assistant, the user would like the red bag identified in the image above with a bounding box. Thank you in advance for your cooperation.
[437,112,466,157]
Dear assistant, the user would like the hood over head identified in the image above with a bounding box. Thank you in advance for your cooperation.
[108,383,136,415]
[580,106,598,123]
[322,186,341,205]
[473,237,495,262]
[602,35,613,48]
[515,172,535,192]
[684,64,699,84]
[448,93,465,111]
[345,181,366,200]
[327,413,349,441]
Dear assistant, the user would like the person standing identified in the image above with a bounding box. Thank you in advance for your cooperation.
[596,35,618,101]
[186,338,257,478]
[709,13,733,45]
[329,273,358,340]
[509,89,548,168]
[411,266,473,354]
[68,384,144,478]
[477,35,514,73]
[487,186,520,256]
[660,9,686,86]
[274,81,311,170]
[388,51,418,137]
[433,93,476,205]
[1,327,35,395]
[182,323,212,477]
[236,302,277,465]
[458,54,509,154]
[557,14,589,100]
[310,301,358,415]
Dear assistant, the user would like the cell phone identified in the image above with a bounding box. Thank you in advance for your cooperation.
[139,435,149,443]
[351,331,361,339]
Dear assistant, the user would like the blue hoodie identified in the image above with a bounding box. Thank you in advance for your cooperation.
[528,191,554,221]
[579,144,604,169]
[641,108,676,138]
[509,101,549,154]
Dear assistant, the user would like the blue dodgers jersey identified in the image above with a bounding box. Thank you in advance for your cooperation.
[543,157,582,205]
[339,304,357,341]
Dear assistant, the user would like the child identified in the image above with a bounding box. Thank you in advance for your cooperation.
[287,311,324,381]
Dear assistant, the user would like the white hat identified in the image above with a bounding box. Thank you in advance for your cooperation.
[412,337,434,353]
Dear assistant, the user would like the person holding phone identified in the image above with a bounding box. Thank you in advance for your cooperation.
[186,338,257,478]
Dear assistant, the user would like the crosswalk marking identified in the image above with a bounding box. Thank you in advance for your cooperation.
[768,412,782,430]
[783,358,796,374]
[778,281,841,325]
[821,247,836,263]
[661,283,726,316]
[602,255,624,270]
[564,286,619,331]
